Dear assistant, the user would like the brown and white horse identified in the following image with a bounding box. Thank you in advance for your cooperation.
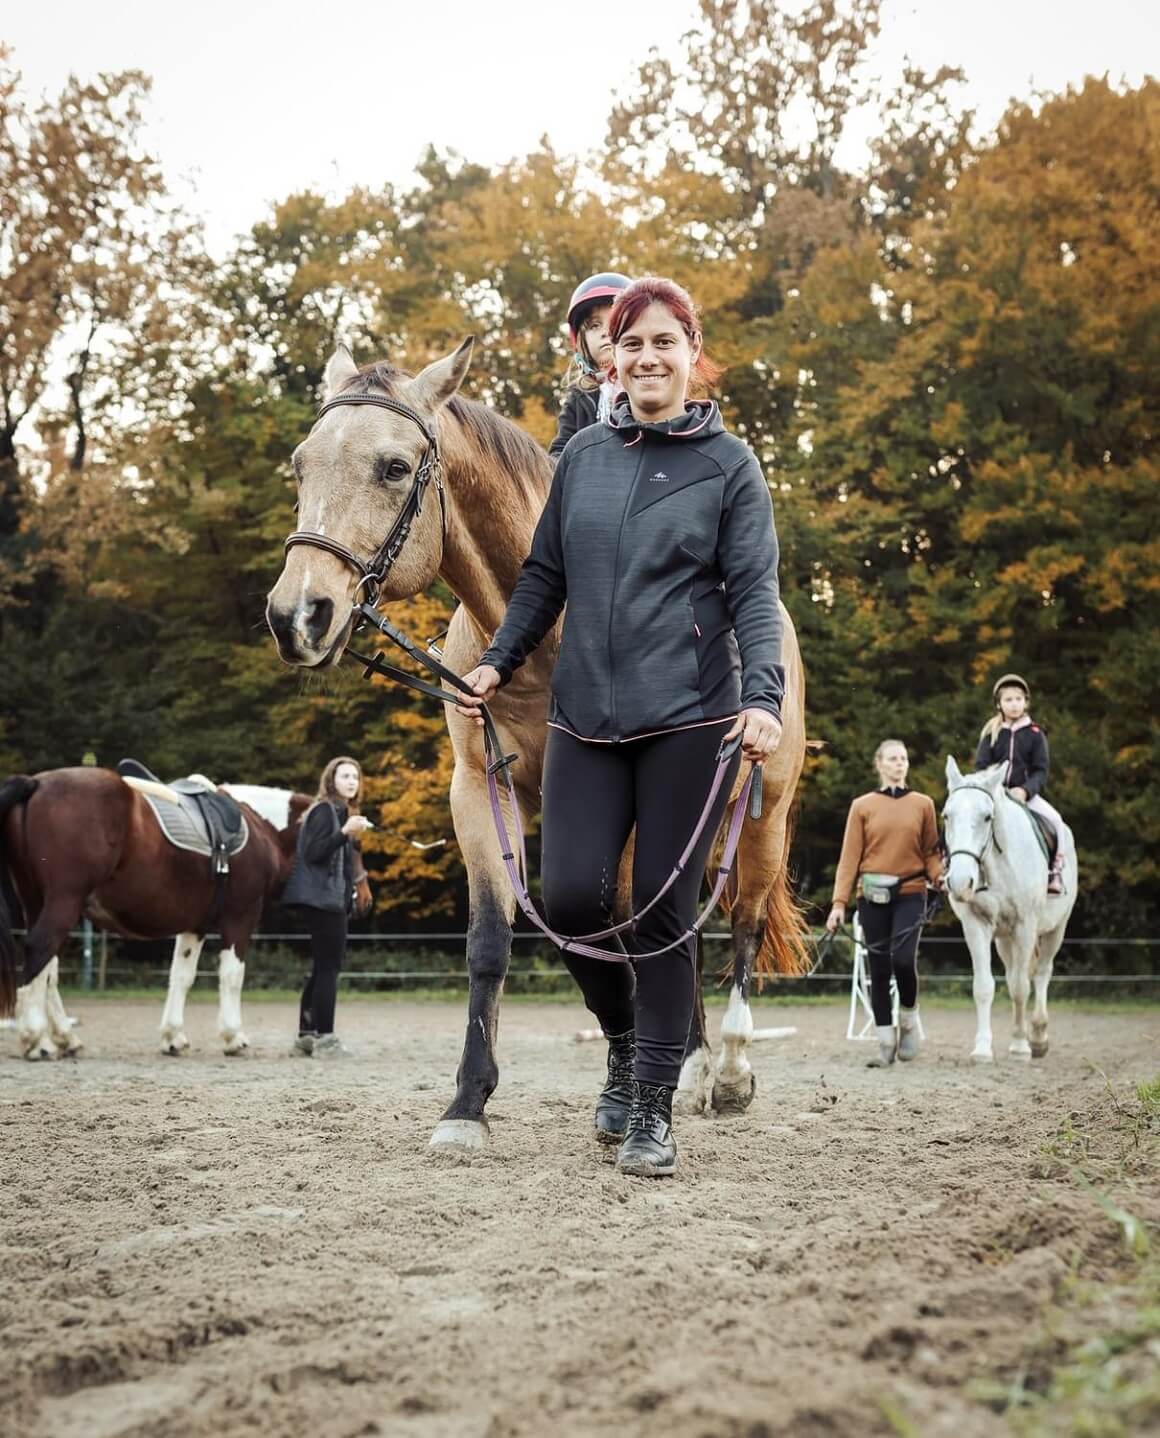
[0,771,318,1058]
[266,341,810,1152]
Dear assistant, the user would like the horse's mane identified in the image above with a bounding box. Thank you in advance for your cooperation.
[339,362,550,496]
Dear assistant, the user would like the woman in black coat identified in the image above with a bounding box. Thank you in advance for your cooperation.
[284,755,373,1055]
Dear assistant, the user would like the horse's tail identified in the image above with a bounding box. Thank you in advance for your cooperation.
[0,776,37,1017]
[711,797,813,984]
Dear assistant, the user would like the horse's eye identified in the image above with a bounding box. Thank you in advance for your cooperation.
[376,457,411,484]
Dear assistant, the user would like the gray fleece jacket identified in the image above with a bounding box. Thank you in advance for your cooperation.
[479,396,785,741]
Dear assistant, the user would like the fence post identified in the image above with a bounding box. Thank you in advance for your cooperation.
[80,920,93,989]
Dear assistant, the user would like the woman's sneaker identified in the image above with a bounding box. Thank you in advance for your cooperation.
[898,1009,921,1062]
[615,1081,677,1177]
[291,1032,316,1057]
[867,1024,898,1068]
[314,1035,351,1059]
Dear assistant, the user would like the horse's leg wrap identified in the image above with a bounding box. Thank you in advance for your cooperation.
[160,933,204,1054]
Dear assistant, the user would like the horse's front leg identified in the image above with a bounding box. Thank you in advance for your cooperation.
[997,926,1035,1060]
[712,921,761,1114]
[159,932,205,1054]
[430,768,517,1153]
[958,911,996,1063]
[675,933,713,1116]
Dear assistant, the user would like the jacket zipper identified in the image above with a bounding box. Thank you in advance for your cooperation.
[607,437,648,739]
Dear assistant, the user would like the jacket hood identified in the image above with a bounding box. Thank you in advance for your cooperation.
[607,393,724,440]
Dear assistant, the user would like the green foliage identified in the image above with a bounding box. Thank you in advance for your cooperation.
[0,20,1156,938]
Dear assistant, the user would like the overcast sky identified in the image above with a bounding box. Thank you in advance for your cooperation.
[6,0,1155,254]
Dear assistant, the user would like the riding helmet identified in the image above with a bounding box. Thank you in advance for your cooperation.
[566,272,632,346]
[992,673,1031,705]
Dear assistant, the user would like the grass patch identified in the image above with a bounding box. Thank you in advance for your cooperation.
[978,1075,1160,1434]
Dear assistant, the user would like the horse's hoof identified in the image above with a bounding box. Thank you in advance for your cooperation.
[428,1119,488,1153]
[711,1072,757,1115]
[222,1036,250,1056]
[1030,1040,1049,1059]
[23,1040,56,1062]
[161,1034,190,1056]
[970,1049,994,1065]
[60,1039,83,1058]
[673,1087,708,1118]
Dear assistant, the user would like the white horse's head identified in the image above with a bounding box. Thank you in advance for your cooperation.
[943,757,1005,902]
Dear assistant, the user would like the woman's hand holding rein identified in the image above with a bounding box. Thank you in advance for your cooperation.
[724,708,783,764]
[455,665,503,726]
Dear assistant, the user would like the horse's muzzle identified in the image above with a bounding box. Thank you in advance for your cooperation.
[266,594,345,667]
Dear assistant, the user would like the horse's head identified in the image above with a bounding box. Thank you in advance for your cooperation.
[942,756,1005,901]
[266,338,474,667]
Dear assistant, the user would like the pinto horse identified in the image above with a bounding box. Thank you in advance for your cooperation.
[0,770,313,1058]
[266,340,810,1152]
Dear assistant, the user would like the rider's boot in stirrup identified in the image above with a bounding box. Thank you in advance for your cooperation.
[594,1029,635,1144]
[616,1080,677,1177]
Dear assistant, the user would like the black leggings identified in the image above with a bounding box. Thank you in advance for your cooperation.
[541,721,739,1087]
[298,909,347,1036]
[857,892,924,1025]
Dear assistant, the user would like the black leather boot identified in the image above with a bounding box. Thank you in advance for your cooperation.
[615,1080,677,1177]
[594,1030,635,1144]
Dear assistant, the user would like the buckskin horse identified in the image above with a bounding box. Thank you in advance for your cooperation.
[0,770,315,1058]
[266,341,810,1152]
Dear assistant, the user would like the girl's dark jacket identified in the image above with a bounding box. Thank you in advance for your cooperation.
[548,388,598,462]
[282,800,352,913]
[479,396,785,741]
[975,721,1050,798]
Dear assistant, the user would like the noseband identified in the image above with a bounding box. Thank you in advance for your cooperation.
[283,392,445,605]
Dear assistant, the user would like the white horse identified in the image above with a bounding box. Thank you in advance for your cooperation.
[943,758,1077,1062]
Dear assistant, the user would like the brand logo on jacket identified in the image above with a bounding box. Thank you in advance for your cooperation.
[648,471,669,482]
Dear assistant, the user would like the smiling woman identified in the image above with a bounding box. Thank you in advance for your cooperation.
[457,274,792,1177]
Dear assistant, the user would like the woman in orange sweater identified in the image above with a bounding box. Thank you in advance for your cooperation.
[825,740,943,1067]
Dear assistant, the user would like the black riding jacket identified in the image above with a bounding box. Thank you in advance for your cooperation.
[480,396,785,741]
[548,388,599,462]
[282,801,352,913]
[975,721,1049,798]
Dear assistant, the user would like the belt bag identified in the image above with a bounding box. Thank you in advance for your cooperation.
[861,873,901,905]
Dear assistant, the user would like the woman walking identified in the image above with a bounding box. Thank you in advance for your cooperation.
[826,740,943,1068]
[284,756,372,1057]
[456,275,784,1177]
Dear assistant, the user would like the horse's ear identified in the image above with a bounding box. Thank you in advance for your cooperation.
[945,754,963,790]
[409,336,475,413]
[324,344,360,399]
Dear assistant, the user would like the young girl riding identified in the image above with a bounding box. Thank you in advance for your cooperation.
[548,271,632,461]
[975,674,1067,894]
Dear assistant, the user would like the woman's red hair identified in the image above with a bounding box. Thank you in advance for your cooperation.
[607,276,725,392]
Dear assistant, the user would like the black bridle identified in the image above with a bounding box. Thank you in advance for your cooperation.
[283,392,446,605]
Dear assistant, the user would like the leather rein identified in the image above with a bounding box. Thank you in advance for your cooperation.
[281,389,764,964]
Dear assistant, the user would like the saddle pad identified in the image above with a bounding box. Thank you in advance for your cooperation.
[1023,808,1055,862]
[143,793,250,860]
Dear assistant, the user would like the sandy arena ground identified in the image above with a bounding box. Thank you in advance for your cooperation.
[1,996,1156,1437]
